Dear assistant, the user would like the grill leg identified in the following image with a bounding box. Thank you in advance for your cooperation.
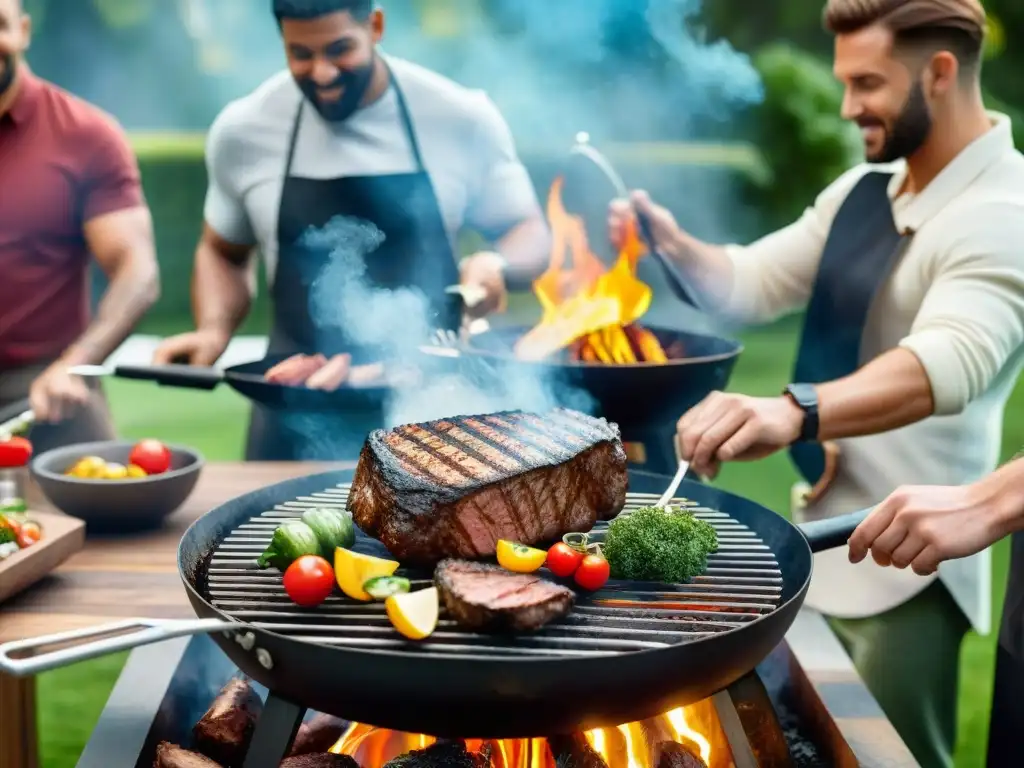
[714,671,792,768]
[243,693,306,768]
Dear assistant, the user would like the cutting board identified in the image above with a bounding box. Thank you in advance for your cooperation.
[0,510,86,603]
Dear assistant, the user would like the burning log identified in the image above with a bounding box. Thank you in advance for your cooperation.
[154,741,224,768]
[547,733,609,768]
[653,742,708,768]
[191,678,264,768]
[382,740,491,768]
[290,714,351,757]
[281,755,361,768]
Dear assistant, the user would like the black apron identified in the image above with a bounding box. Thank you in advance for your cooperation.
[987,533,1024,766]
[788,171,910,485]
[245,66,461,461]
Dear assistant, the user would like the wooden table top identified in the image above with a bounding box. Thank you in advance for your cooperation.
[0,461,353,644]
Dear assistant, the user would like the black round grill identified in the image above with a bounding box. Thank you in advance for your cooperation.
[204,482,784,660]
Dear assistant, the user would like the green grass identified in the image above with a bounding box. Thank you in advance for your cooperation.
[35,318,1021,767]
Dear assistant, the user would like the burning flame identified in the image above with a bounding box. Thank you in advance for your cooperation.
[514,177,669,365]
[330,705,718,768]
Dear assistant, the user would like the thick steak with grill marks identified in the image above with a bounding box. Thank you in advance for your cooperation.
[435,559,575,631]
[347,408,628,564]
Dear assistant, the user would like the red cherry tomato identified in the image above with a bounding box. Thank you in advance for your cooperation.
[17,521,41,548]
[546,542,584,578]
[128,439,172,475]
[574,554,610,591]
[283,555,335,607]
[0,436,33,468]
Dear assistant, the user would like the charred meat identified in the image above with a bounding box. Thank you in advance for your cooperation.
[348,408,628,565]
[435,559,574,631]
[191,678,263,767]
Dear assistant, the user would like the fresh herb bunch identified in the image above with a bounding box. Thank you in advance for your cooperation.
[603,506,718,583]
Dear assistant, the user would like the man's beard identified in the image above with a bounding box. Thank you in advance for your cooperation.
[298,54,376,123]
[861,81,933,163]
[0,53,17,99]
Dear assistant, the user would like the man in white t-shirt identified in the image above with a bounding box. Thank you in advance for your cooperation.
[153,0,549,460]
[608,1,1024,766]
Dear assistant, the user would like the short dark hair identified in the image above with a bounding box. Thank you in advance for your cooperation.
[272,0,374,23]
[823,0,987,75]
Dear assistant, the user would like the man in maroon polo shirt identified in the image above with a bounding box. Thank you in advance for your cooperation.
[0,0,160,452]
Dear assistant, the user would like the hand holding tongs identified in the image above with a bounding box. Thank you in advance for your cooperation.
[568,132,705,312]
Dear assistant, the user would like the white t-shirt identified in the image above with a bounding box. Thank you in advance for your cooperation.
[723,112,1024,634]
[202,54,542,285]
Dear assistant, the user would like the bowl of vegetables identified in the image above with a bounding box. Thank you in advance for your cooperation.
[30,438,204,529]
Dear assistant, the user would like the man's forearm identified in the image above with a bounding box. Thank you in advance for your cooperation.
[815,347,935,442]
[62,259,160,366]
[191,239,254,338]
[492,216,551,290]
[976,456,1024,538]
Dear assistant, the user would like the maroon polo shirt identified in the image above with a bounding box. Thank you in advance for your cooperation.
[0,70,144,369]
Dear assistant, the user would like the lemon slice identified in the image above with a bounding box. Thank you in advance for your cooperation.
[386,587,440,640]
[334,547,399,601]
[496,539,547,573]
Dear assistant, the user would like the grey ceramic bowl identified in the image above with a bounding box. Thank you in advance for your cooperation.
[30,440,204,530]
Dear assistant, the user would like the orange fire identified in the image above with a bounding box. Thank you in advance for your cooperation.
[514,177,669,365]
[330,703,729,768]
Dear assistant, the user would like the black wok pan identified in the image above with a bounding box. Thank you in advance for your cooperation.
[0,467,868,743]
[69,354,404,413]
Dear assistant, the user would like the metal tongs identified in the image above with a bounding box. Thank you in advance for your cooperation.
[568,132,706,312]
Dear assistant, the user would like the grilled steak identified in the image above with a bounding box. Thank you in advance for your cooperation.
[435,559,574,631]
[348,408,628,564]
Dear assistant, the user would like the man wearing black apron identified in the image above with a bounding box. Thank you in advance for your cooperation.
[608,2,1024,766]
[153,0,549,461]
[844,453,1024,767]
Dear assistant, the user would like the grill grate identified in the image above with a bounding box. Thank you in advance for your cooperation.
[204,484,783,660]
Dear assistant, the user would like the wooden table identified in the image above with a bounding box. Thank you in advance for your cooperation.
[0,461,350,768]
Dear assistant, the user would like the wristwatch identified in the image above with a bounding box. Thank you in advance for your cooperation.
[783,383,819,443]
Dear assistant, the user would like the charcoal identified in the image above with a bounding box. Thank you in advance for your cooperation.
[383,740,491,768]
[280,755,360,768]
[192,678,264,767]
[289,714,350,757]
[548,734,609,768]
[654,741,707,768]
[154,742,223,768]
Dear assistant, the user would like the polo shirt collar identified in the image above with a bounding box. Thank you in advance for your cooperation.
[885,111,1015,234]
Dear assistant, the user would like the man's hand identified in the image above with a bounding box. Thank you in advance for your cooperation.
[459,251,508,319]
[152,329,230,367]
[608,190,683,255]
[847,484,1007,576]
[677,392,804,479]
[29,362,92,424]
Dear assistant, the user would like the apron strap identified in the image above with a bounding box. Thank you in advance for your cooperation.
[384,59,427,172]
[283,99,305,180]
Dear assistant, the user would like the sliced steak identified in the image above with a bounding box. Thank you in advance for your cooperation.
[347,408,628,565]
[435,559,574,631]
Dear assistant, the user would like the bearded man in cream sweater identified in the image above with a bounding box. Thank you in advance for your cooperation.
[607,1,1024,767]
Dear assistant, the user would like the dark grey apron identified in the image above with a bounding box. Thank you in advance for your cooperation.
[244,65,461,461]
[788,171,910,484]
[987,533,1024,766]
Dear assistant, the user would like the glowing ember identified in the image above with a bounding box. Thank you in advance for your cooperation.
[514,176,669,365]
[330,704,726,768]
